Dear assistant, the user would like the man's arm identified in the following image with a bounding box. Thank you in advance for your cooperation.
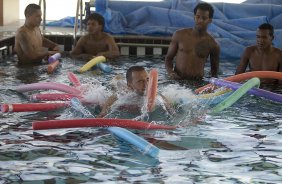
[42,37,59,51]
[165,32,180,79]
[235,48,251,75]
[96,35,120,59]
[210,41,220,78]
[159,94,175,115]
[97,95,118,118]
[279,51,282,72]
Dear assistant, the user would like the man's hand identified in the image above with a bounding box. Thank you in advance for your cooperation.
[52,45,61,51]
[168,72,181,80]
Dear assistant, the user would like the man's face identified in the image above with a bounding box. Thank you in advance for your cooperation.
[256,29,273,50]
[128,70,149,95]
[28,10,42,27]
[194,9,211,31]
[87,19,102,34]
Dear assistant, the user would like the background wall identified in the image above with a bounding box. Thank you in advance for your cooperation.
[0,0,246,26]
[19,0,79,21]
[19,0,245,21]
[1,0,19,25]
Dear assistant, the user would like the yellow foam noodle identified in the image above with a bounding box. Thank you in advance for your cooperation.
[198,88,231,99]
[79,56,106,73]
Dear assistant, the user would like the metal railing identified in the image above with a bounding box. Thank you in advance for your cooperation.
[74,0,84,46]
[39,0,46,31]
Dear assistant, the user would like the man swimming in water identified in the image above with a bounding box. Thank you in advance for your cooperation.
[165,2,220,80]
[97,66,149,117]
[97,66,173,118]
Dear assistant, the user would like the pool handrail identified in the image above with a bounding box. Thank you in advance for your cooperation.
[38,0,46,31]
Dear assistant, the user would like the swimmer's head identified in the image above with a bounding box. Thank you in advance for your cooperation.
[256,23,274,49]
[24,4,42,27]
[194,2,214,19]
[85,13,105,33]
[126,66,149,95]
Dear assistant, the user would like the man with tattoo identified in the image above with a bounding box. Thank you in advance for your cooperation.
[14,4,61,64]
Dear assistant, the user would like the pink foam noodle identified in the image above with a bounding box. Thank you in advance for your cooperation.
[16,82,81,94]
[146,68,158,112]
[1,103,69,113]
[67,72,81,87]
[32,118,177,130]
[31,93,82,102]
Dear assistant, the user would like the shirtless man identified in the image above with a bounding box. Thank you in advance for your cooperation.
[97,66,149,118]
[14,4,60,64]
[70,13,120,61]
[235,23,282,75]
[97,66,173,118]
[165,2,220,80]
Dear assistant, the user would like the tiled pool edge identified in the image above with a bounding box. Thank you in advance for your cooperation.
[0,31,171,59]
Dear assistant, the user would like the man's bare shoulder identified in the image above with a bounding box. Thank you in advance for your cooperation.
[205,33,217,43]
[244,45,257,53]
[15,27,31,42]
[77,34,89,43]
[173,28,192,40]
[104,32,114,38]
[103,32,115,41]
[175,28,192,35]
[272,46,282,53]
[16,26,27,36]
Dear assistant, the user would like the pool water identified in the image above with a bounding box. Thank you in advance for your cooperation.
[0,56,282,183]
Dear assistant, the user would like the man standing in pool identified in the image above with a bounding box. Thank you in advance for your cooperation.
[14,4,61,64]
[235,23,282,75]
[70,13,120,61]
[165,2,220,80]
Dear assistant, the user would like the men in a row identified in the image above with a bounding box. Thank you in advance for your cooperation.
[15,3,281,80]
[14,4,119,64]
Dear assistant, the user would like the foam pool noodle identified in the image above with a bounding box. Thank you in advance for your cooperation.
[97,62,112,73]
[79,56,106,73]
[69,97,160,158]
[48,53,61,63]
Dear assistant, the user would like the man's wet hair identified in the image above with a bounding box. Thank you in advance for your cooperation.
[194,2,214,19]
[24,4,41,17]
[85,13,105,30]
[258,23,274,38]
[126,66,146,83]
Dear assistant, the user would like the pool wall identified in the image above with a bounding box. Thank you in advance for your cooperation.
[0,32,170,60]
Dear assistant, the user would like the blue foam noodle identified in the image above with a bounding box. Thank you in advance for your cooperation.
[97,63,112,73]
[108,127,160,158]
[70,97,160,158]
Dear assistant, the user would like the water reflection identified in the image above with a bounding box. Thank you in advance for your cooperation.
[0,57,281,183]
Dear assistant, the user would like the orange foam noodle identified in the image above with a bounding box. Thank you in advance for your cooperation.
[195,71,282,94]
[147,68,158,112]
[47,60,60,74]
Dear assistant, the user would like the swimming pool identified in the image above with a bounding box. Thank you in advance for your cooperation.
[0,56,281,183]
